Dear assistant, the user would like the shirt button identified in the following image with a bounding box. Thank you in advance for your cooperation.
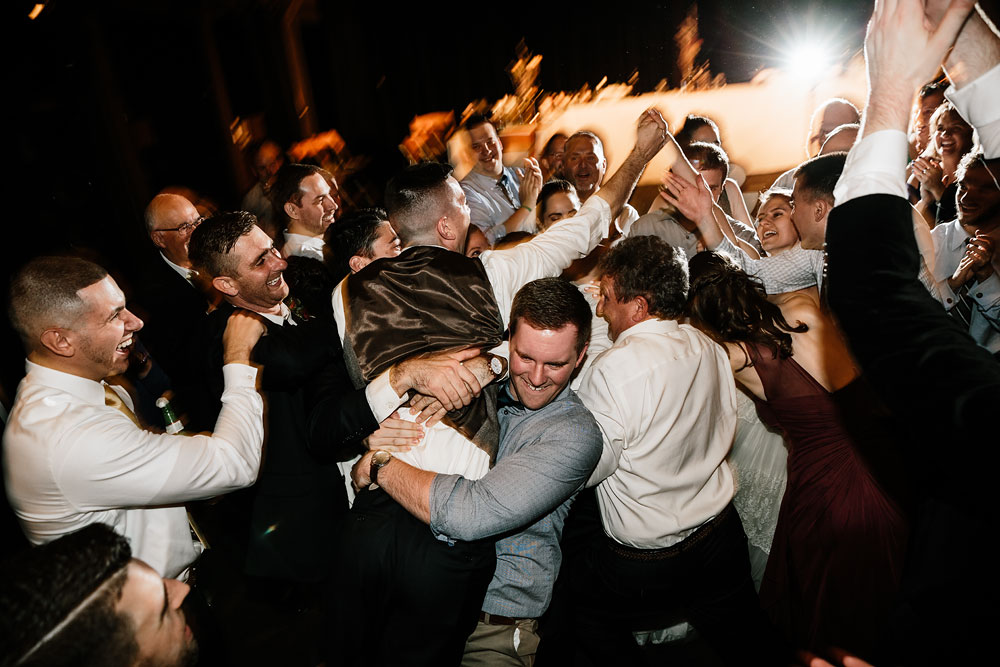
[946,298,953,304]
[976,292,983,298]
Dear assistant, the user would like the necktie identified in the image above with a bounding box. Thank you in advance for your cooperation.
[104,383,209,549]
[496,173,518,209]
[949,279,976,328]
[104,384,141,427]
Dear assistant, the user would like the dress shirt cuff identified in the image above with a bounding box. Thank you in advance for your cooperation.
[222,363,258,388]
[427,473,461,541]
[946,64,1000,159]
[365,369,406,422]
[833,130,909,207]
[972,272,1000,307]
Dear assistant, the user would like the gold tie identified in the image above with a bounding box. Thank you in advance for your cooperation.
[103,384,210,549]
[103,384,141,427]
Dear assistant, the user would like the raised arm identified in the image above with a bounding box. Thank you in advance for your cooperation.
[593,109,669,216]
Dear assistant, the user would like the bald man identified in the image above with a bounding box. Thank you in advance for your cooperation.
[132,192,216,430]
[771,98,860,190]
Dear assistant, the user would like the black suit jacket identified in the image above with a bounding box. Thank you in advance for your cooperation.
[826,194,1000,663]
[130,254,216,430]
[205,304,379,582]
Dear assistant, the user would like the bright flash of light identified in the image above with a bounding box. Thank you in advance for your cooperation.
[28,4,45,20]
[786,43,832,80]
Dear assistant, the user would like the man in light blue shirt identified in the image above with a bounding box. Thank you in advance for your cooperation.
[460,114,543,245]
[351,278,603,664]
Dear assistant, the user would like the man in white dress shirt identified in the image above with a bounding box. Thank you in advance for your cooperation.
[568,235,777,664]
[271,163,338,260]
[3,255,266,579]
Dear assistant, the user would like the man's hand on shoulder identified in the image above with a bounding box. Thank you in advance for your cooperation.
[222,310,267,365]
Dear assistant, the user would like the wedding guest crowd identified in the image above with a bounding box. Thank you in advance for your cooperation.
[2,1,998,666]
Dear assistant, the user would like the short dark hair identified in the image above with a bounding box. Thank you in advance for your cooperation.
[541,133,567,157]
[537,179,578,220]
[564,131,605,158]
[510,278,592,354]
[599,236,689,319]
[676,114,720,147]
[189,210,258,278]
[270,163,333,222]
[684,141,730,181]
[323,207,390,280]
[463,113,496,133]
[793,152,847,206]
[384,162,454,246]
[9,256,109,350]
[0,524,137,667]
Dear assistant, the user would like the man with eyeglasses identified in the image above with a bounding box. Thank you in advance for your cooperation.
[133,192,215,430]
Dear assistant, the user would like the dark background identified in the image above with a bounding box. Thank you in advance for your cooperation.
[2,0,869,396]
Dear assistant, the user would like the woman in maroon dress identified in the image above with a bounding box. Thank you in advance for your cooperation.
[685,251,909,658]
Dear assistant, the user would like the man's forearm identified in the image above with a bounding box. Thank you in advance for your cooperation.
[944,5,1000,89]
[373,458,435,524]
[595,148,647,218]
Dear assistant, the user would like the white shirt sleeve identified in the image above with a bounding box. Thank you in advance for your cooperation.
[833,130,910,207]
[59,364,264,510]
[481,195,611,327]
[946,64,1000,159]
[576,363,628,487]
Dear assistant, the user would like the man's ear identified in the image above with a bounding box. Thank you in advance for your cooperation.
[149,231,168,251]
[436,216,457,242]
[348,255,370,274]
[632,296,650,324]
[283,200,300,221]
[575,341,590,369]
[815,198,832,223]
[39,328,75,358]
[213,275,239,297]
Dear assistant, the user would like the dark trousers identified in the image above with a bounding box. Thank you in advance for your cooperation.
[564,503,781,666]
[330,488,497,666]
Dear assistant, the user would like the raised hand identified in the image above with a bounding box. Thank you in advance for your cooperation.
[635,108,669,162]
[520,157,543,209]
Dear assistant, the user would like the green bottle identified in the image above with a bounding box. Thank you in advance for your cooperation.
[155,396,184,435]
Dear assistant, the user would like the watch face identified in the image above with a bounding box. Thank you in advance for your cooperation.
[490,356,503,376]
[373,450,392,466]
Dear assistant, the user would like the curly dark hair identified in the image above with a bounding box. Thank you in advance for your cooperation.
[685,251,808,362]
[599,235,688,319]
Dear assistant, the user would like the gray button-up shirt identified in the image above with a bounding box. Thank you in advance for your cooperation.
[429,383,602,618]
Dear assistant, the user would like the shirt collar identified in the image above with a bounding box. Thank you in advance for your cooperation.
[614,317,680,344]
[283,232,324,249]
[464,166,512,187]
[23,360,106,406]
[500,380,574,413]
[256,301,295,327]
[940,220,969,251]
[160,253,197,283]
